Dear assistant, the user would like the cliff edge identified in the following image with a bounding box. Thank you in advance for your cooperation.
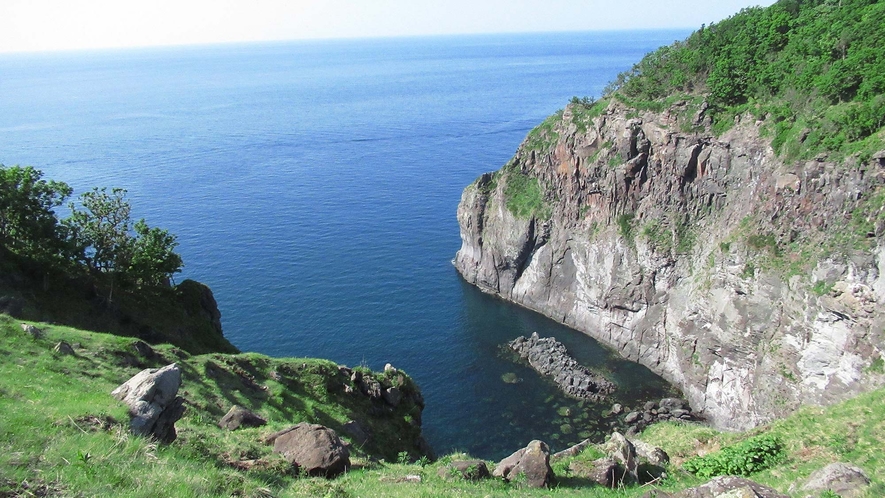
[455,98,885,430]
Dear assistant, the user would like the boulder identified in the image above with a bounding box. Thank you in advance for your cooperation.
[603,432,637,484]
[218,405,267,430]
[53,341,75,356]
[21,323,43,339]
[551,438,593,461]
[268,423,350,477]
[632,439,669,467]
[342,420,370,445]
[493,440,554,488]
[111,364,184,443]
[572,458,629,488]
[670,476,789,497]
[801,462,870,497]
[437,460,491,481]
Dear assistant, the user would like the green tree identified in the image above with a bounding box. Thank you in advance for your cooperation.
[129,219,182,286]
[65,187,182,301]
[0,164,73,269]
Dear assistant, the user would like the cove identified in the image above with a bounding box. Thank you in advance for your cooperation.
[0,30,690,459]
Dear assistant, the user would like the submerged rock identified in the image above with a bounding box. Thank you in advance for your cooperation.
[509,332,615,402]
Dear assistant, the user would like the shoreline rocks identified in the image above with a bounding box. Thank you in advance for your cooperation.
[509,332,615,402]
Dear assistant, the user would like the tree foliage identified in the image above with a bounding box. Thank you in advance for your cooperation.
[0,165,182,294]
[606,0,885,158]
[0,165,72,266]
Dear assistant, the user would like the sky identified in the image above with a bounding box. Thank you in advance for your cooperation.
[0,0,778,54]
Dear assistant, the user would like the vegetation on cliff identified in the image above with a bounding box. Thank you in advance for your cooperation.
[607,0,885,161]
[0,164,235,354]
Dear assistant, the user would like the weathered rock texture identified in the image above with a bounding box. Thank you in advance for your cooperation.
[455,99,885,430]
[801,462,871,497]
[643,476,789,497]
[268,423,350,477]
[111,363,185,443]
[509,332,615,401]
[493,440,555,488]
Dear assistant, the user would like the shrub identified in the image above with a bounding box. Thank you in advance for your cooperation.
[683,434,784,478]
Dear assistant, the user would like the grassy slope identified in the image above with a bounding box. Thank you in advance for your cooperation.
[2,314,883,497]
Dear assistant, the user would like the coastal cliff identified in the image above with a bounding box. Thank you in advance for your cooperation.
[455,98,885,430]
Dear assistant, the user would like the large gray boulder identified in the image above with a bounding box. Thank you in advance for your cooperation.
[111,363,184,443]
[493,440,554,488]
[267,423,350,477]
[801,462,870,497]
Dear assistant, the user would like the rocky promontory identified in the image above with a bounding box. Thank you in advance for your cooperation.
[455,97,885,431]
[509,332,615,402]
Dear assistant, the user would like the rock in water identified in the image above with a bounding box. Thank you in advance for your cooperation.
[267,423,350,477]
[111,363,184,443]
[509,332,615,401]
[493,440,555,488]
[218,405,267,430]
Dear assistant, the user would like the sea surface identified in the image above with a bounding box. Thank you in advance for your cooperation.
[0,31,689,459]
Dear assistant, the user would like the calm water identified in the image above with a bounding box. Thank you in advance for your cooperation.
[0,31,687,459]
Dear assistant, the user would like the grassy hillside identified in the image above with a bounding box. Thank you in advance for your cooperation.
[2,313,883,497]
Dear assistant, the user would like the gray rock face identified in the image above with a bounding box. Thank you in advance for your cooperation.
[801,462,870,497]
[454,99,885,430]
[218,405,267,431]
[509,332,615,401]
[493,440,555,488]
[111,364,184,443]
[268,423,350,477]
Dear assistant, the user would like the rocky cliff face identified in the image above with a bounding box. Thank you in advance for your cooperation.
[455,99,885,430]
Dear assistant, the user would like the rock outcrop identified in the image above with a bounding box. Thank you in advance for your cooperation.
[455,99,885,430]
[509,332,615,401]
[111,363,185,443]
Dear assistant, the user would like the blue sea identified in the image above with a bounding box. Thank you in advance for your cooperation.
[0,31,689,459]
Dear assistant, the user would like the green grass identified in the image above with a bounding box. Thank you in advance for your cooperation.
[3,313,885,497]
[503,168,551,220]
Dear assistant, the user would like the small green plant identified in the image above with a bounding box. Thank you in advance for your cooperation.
[866,357,885,375]
[617,213,635,246]
[396,451,410,465]
[683,434,784,478]
[811,280,834,296]
[416,455,431,467]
